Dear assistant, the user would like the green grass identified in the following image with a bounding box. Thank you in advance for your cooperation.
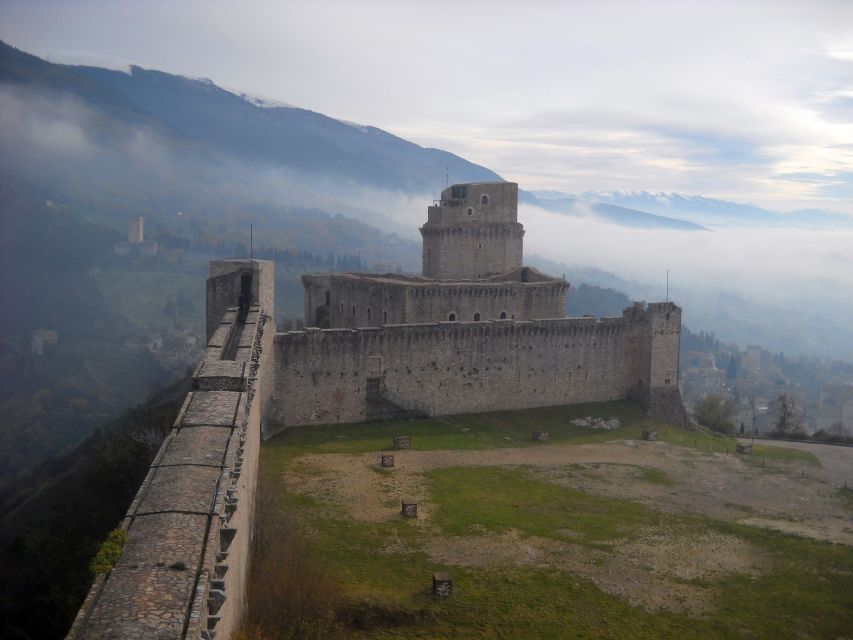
[637,466,675,485]
[427,466,679,547]
[265,400,743,462]
[255,403,853,639]
[739,443,821,470]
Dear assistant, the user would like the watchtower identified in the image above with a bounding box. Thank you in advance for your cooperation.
[206,259,275,342]
[420,182,524,280]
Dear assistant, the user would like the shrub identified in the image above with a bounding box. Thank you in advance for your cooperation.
[693,395,736,434]
[89,528,127,575]
[239,489,347,640]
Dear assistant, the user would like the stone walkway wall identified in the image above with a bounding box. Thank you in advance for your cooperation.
[67,305,271,640]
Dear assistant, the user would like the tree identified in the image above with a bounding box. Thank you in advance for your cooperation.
[726,354,739,380]
[693,395,737,434]
[769,393,804,436]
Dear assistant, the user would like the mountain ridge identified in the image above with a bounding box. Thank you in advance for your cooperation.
[0,40,708,232]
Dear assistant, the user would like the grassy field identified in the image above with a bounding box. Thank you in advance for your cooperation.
[247,401,852,639]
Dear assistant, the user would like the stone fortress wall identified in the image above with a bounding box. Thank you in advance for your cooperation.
[271,302,682,428]
[302,268,568,329]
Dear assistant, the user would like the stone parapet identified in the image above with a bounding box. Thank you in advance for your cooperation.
[67,305,272,640]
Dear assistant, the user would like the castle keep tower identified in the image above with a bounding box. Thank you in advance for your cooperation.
[421,182,524,280]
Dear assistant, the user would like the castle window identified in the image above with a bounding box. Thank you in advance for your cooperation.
[481,194,489,205]
[665,378,671,385]
[451,185,467,200]
[367,308,371,320]
[467,208,473,215]
[324,290,330,306]
[499,311,507,320]
[340,302,344,314]
[473,312,481,322]
[448,312,456,321]
[352,305,356,317]
[666,313,671,321]
[383,310,388,323]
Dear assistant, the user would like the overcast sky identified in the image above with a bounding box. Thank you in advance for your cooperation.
[2,0,852,213]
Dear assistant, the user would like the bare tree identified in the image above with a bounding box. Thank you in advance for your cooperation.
[131,425,168,450]
[770,393,803,436]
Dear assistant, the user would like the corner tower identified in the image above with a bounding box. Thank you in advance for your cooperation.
[420,182,524,280]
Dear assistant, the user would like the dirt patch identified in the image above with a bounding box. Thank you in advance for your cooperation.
[418,527,767,615]
[284,440,853,545]
[279,439,851,615]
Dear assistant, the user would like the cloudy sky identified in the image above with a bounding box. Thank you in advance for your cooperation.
[2,0,852,213]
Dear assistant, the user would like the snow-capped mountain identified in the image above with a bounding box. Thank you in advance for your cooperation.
[569,190,853,228]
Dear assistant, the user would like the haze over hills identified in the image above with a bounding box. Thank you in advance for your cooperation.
[2,39,853,367]
[0,40,714,234]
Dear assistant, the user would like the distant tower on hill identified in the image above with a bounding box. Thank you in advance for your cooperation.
[128,217,144,243]
[420,182,524,280]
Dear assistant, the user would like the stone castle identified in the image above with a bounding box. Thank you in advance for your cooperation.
[68,182,686,639]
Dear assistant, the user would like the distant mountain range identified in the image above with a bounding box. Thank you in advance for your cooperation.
[533,190,853,229]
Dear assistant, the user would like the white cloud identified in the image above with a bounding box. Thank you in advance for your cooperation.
[1,0,852,211]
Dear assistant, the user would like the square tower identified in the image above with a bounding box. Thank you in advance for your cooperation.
[420,182,524,280]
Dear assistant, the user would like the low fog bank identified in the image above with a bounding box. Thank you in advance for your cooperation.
[521,204,853,361]
[0,83,425,267]
[3,81,850,361]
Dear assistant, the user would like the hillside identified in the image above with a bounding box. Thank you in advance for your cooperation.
[0,378,190,640]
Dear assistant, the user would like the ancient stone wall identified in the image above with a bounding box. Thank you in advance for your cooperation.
[302,274,568,328]
[206,259,274,342]
[421,182,524,279]
[271,306,668,428]
[69,259,275,640]
[421,224,525,281]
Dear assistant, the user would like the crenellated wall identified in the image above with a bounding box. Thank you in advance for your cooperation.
[270,302,682,429]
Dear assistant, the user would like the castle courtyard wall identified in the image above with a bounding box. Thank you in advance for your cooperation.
[272,315,650,427]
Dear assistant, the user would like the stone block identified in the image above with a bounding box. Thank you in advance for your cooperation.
[182,391,242,427]
[394,435,412,449]
[432,572,452,597]
[642,430,658,441]
[401,499,418,518]
[380,454,395,468]
[533,431,549,442]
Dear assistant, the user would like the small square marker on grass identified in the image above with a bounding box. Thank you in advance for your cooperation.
[433,572,452,597]
[401,499,418,518]
[642,430,657,441]
[394,435,412,449]
[533,431,549,442]
[380,453,395,467]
